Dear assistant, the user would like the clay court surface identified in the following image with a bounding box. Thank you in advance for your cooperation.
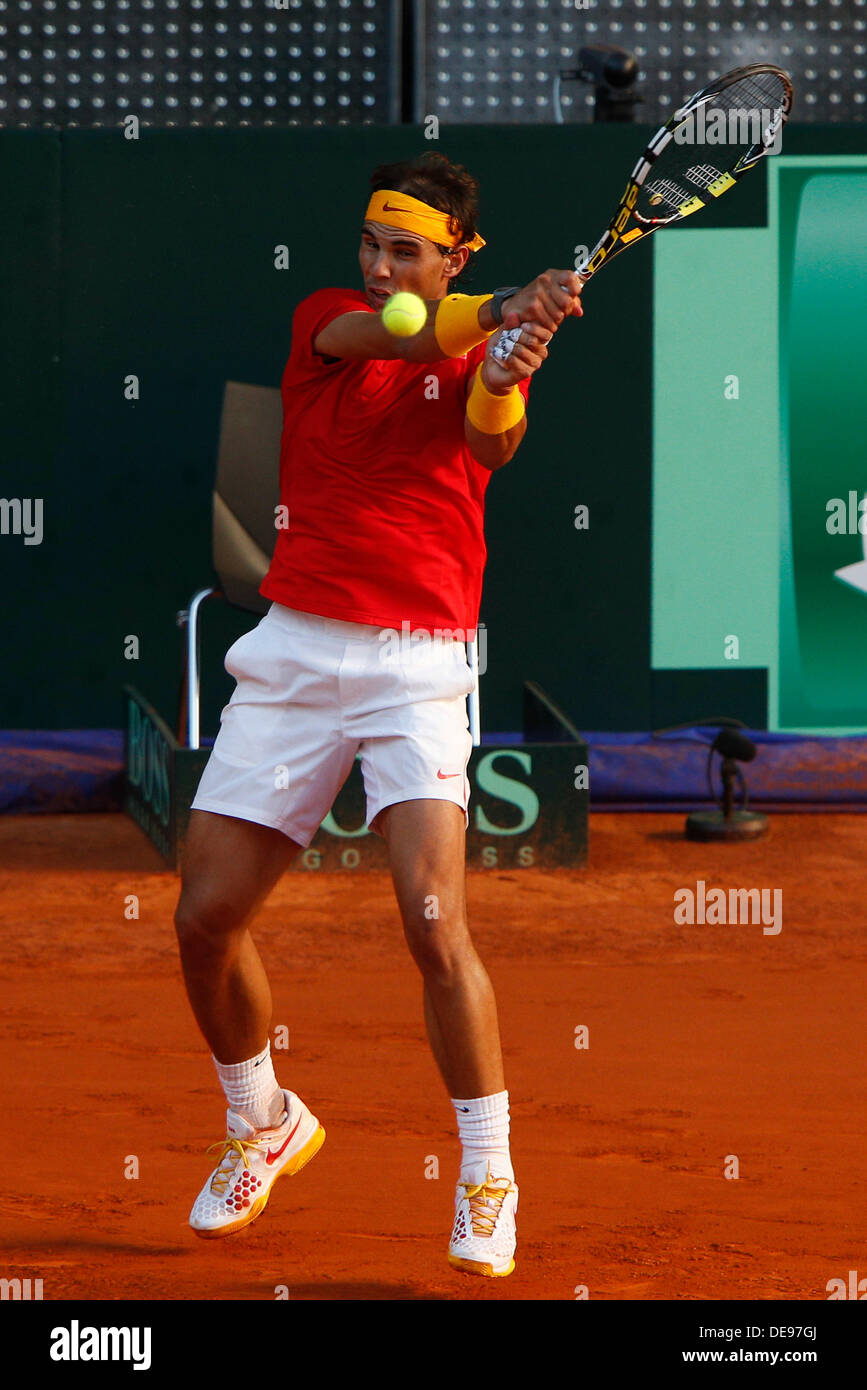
[1,809,863,1302]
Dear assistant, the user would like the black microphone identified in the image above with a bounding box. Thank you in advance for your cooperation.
[713,728,756,763]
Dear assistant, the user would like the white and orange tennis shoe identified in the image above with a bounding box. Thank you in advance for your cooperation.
[190,1088,324,1239]
[447,1166,518,1277]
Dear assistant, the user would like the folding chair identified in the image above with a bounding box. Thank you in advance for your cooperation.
[177,381,281,749]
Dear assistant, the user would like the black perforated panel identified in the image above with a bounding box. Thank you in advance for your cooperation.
[0,0,400,128]
[420,0,866,124]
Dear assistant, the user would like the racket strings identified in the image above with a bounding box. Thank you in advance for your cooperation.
[682,163,728,189]
[701,73,789,156]
[641,71,789,218]
[715,72,788,117]
[643,176,694,214]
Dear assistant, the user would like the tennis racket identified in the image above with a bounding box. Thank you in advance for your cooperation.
[575,63,793,284]
[489,64,792,365]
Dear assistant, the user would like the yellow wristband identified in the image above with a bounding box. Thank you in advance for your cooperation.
[465,365,526,435]
[434,294,496,358]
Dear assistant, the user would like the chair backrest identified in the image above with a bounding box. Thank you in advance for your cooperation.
[212,380,283,614]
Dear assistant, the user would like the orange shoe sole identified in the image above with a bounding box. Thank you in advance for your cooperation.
[448,1253,515,1278]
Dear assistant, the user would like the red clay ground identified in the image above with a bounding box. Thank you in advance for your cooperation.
[0,810,864,1301]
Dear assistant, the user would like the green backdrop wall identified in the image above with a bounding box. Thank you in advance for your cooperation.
[2,125,866,736]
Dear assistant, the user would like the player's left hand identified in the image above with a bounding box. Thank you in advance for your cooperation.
[481,311,553,395]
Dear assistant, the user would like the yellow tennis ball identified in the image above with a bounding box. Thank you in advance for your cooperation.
[381,291,427,337]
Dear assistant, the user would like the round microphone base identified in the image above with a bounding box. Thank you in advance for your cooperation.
[685,809,769,842]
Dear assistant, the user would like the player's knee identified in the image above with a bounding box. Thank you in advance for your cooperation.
[403,913,470,984]
[174,893,243,951]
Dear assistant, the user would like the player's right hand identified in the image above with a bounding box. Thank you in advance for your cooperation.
[481,311,552,394]
[504,270,584,331]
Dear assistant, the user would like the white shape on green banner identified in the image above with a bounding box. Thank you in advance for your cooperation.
[834,494,867,594]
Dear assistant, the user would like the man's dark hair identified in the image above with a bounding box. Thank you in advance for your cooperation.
[368,151,481,287]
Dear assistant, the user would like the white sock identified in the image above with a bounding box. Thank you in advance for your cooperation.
[213,1042,286,1130]
[451,1090,514,1183]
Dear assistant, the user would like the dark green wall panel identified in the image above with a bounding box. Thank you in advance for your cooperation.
[0,132,61,707]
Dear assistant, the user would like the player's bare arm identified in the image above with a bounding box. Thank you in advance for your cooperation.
[314,279,582,363]
[464,312,551,471]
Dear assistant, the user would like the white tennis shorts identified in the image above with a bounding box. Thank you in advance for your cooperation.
[191,602,476,846]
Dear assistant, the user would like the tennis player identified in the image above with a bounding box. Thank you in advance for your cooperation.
[174,151,583,1278]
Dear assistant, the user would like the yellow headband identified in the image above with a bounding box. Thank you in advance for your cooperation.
[364,189,486,252]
